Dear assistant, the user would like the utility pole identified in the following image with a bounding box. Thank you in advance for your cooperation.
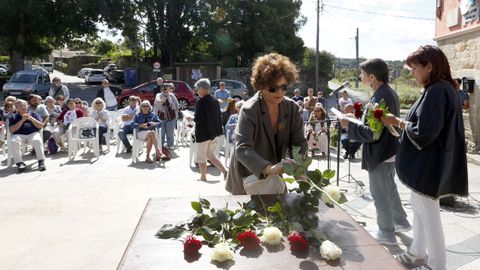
[355,27,359,88]
[315,0,319,92]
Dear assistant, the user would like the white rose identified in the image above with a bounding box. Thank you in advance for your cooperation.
[321,185,342,205]
[260,226,283,245]
[211,242,235,262]
[320,240,342,260]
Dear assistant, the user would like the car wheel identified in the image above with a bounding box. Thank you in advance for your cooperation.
[120,98,129,109]
[178,98,188,111]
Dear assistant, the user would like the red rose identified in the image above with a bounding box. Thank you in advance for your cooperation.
[354,110,363,119]
[373,108,383,119]
[353,102,362,111]
[237,230,260,249]
[287,231,309,252]
[183,235,202,255]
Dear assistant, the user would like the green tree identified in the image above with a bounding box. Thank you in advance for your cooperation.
[0,0,134,72]
[300,48,335,91]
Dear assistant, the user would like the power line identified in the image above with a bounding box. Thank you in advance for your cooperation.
[324,4,435,21]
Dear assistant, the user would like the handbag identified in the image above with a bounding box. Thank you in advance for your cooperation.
[158,99,176,121]
[243,174,286,195]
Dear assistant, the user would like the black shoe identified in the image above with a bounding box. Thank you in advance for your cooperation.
[17,162,26,173]
[38,160,46,171]
[343,153,349,159]
[349,153,355,159]
[126,147,132,153]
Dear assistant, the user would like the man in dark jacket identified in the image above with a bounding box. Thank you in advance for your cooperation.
[194,78,228,181]
[95,79,122,111]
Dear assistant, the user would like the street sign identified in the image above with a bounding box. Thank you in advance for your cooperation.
[153,68,161,72]
[153,62,161,69]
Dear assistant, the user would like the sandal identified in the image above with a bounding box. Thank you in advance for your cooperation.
[161,155,170,161]
[394,251,420,266]
[145,158,153,163]
[154,154,161,162]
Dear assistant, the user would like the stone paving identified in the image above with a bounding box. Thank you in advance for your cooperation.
[1,142,479,270]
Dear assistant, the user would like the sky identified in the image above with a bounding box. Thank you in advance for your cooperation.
[298,0,436,60]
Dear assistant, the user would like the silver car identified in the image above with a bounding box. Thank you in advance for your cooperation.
[210,79,249,100]
[2,70,51,99]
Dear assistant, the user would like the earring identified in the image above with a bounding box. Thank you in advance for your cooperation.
[259,91,263,100]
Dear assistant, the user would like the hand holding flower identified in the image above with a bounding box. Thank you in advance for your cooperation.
[381,113,399,126]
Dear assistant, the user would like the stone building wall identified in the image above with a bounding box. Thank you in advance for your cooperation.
[437,29,480,153]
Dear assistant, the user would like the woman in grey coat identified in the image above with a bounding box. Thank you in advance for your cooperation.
[225,53,308,195]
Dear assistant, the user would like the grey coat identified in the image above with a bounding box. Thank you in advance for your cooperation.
[225,93,308,195]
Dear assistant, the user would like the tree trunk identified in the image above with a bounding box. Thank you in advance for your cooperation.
[10,14,26,72]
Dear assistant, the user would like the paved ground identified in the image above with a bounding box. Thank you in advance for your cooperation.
[1,139,479,270]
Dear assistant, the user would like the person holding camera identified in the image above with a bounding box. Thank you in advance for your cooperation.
[154,83,179,150]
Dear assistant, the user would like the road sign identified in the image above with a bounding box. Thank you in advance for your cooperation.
[153,68,161,73]
[153,62,161,69]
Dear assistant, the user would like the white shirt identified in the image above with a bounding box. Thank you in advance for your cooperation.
[103,88,117,107]
[63,110,78,125]
[122,105,138,127]
[90,109,109,127]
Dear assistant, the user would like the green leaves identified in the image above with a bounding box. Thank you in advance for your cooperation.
[155,224,186,239]
[284,163,295,175]
[191,201,202,213]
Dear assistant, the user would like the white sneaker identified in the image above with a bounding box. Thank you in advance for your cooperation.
[373,231,397,246]
[395,223,412,233]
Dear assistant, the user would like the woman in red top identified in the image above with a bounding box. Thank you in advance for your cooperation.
[52,99,84,148]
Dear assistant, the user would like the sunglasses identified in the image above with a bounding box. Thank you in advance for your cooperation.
[95,102,102,105]
[267,83,288,93]
[75,102,82,104]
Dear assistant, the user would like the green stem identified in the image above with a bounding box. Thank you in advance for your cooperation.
[307,179,345,209]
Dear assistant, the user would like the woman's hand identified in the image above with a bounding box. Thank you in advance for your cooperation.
[381,113,400,126]
[263,162,284,175]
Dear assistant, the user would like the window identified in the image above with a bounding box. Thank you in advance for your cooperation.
[11,73,37,83]
[139,82,156,93]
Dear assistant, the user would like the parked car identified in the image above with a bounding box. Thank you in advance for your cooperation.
[0,67,7,76]
[39,62,54,73]
[1,69,51,99]
[85,69,107,84]
[210,79,249,100]
[104,64,117,73]
[117,80,196,110]
[77,68,92,78]
[31,65,49,73]
[106,69,124,83]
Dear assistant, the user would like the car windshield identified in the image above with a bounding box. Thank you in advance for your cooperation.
[10,73,37,83]
[90,70,103,75]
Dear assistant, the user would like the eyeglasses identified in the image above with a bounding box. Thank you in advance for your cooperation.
[95,102,102,105]
[267,83,288,93]
[141,105,149,108]
[75,102,82,104]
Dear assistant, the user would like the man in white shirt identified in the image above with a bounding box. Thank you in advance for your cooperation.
[117,96,139,153]
[96,79,122,111]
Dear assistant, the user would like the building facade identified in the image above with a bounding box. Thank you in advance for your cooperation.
[435,0,480,152]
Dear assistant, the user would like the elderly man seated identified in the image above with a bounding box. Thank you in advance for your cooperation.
[7,99,46,172]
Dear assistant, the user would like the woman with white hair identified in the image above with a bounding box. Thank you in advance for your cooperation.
[90,97,110,149]
[133,100,165,163]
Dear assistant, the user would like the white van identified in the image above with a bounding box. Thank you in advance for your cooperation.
[39,62,54,73]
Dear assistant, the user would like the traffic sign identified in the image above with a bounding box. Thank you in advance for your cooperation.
[153,62,161,69]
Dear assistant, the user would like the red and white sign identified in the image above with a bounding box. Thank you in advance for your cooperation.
[153,62,161,69]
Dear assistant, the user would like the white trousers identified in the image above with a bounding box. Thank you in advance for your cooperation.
[409,192,446,270]
[10,132,45,164]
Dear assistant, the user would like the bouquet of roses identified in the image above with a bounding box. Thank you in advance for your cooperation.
[365,100,389,140]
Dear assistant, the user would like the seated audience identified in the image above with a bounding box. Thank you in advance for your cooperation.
[133,100,165,163]
[52,99,85,148]
[7,99,46,172]
[28,94,50,143]
[340,103,361,159]
[90,97,110,150]
[224,100,244,144]
[306,104,328,158]
[118,96,139,153]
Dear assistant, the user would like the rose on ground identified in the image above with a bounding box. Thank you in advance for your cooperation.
[321,185,342,205]
[237,230,260,249]
[211,242,235,262]
[260,227,283,245]
[287,231,309,252]
[320,240,342,260]
[183,235,202,255]
[373,108,383,119]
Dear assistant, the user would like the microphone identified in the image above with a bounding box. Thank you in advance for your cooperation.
[331,81,351,96]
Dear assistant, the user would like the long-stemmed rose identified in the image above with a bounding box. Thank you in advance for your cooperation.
[320,240,342,260]
[183,235,202,255]
[236,230,260,249]
[260,227,283,245]
[287,231,309,252]
[211,242,235,262]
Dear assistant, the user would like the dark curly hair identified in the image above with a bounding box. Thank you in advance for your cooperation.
[251,53,298,91]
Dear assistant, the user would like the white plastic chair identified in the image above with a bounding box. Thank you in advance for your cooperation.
[68,117,99,161]
[5,120,43,167]
[131,126,162,163]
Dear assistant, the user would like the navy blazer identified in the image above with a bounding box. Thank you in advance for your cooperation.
[347,84,400,171]
[396,80,468,199]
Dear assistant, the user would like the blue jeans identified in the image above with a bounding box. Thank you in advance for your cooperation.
[106,105,117,111]
[368,162,409,237]
[118,124,133,149]
[160,120,176,148]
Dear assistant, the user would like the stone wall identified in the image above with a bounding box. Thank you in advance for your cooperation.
[437,29,480,153]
